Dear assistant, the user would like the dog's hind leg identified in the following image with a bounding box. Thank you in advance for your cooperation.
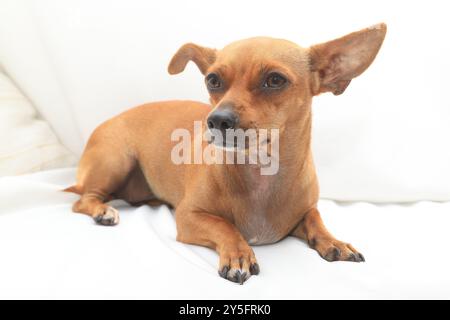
[73,193,119,226]
[71,143,136,226]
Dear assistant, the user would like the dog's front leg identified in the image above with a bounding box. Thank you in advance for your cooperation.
[175,206,259,284]
[291,208,365,262]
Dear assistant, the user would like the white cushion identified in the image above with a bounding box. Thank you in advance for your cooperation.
[0,70,76,176]
[0,0,448,201]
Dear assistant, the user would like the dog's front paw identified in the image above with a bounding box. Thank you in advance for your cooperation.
[218,242,259,284]
[93,206,120,226]
[310,238,365,263]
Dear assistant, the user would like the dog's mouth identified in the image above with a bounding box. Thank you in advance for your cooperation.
[206,128,271,151]
[207,132,244,150]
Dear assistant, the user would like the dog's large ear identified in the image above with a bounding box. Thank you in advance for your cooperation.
[309,23,387,96]
[168,43,217,75]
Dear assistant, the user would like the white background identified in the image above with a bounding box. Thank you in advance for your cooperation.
[0,0,449,201]
[1,0,450,299]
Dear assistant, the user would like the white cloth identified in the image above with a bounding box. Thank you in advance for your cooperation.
[1,0,449,201]
[0,168,449,299]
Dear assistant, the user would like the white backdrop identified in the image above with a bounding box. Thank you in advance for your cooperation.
[0,0,449,202]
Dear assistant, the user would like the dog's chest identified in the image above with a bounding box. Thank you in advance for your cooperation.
[233,174,288,245]
[240,213,281,245]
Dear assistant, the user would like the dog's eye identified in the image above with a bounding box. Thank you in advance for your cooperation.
[206,73,223,90]
[263,73,287,89]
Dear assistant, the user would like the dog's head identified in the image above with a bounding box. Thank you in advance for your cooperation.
[168,24,386,140]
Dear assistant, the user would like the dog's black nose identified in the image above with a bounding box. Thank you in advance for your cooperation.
[207,110,239,132]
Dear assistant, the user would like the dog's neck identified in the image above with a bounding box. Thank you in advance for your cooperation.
[213,109,317,244]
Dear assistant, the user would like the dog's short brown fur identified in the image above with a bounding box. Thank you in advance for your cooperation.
[66,24,386,284]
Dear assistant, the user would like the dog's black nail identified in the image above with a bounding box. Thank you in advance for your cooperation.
[218,266,230,279]
[239,272,248,285]
[358,253,365,262]
[94,215,103,223]
[229,270,241,283]
[324,247,341,262]
[250,263,260,275]
[348,253,356,262]
[334,248,341,259]
[233,271,241,283]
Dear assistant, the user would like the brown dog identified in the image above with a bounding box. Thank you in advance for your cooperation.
[66,23,386,284]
